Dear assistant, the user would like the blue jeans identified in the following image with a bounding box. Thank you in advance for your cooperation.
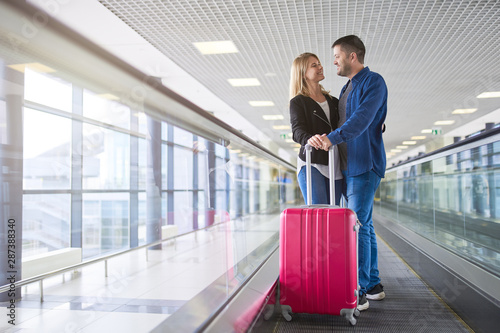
[297,166,343,205]
[343,169,381,295]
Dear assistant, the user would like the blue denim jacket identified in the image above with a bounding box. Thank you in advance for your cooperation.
[326,67,387,178]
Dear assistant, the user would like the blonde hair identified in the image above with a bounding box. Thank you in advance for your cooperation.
[289,52,329,100]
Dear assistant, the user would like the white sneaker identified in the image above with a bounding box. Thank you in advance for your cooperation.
[357,293,369,311]
[366,283,385,301]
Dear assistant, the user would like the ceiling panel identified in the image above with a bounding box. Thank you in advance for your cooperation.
[97,0,500,163]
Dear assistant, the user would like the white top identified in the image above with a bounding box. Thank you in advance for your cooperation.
[296,100,343,180]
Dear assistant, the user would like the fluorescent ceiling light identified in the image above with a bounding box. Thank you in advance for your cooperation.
[396,145,408,149]
[293,143,301,148]
[249,101,274,107]
[477,91,500,98]
[8,62,56,73]
[273,125,291,130]
[193,40,238,55]
[411,136,426,140]
[391,149,402,153]
[285,139,294,143]
[434,120,455,125]
[262,115,284,120]
[452,108,477,114]
[421,129,433,133]
[228,78,261,87]
[402,141,417,145]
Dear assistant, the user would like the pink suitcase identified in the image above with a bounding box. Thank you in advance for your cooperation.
[279,144,360,325]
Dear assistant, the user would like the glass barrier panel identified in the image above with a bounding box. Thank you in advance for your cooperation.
[22,193,71,257]
[23,107,71,190]
[379,138,500,276]
[82,192,130,258]
[83,89,130,130]
[0,2,298,325]
[25,68,72,112]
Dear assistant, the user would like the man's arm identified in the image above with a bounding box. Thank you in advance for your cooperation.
[326,74,387,147]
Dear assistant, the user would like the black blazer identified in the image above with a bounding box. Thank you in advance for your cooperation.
[290,94,339,165]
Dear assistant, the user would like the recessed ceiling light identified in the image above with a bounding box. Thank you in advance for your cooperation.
[396,145,408,149]
[477,91,500,98]
[262,115,284,120]
[228,78,261,87]
[421,129,433,134]
[452,108,477,114]
[249,101,274,107]
[402,141,417,145]
[193,40,239,55]
[292,143,301,148]
[434,120,455,125]
[391,149,402,153]
[8,62,56,73]
[273,125,291,130]
[285,139,294,143]
[411,136,426,140]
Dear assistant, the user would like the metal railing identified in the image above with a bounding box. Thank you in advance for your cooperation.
[0,221,227,301]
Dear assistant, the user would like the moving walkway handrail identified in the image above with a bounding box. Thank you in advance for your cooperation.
[0,0,295,171]
[387,126,500,170]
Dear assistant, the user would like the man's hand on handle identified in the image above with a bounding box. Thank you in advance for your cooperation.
[319,134,332,151]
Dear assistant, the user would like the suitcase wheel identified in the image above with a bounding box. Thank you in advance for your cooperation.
[341,308,358,326]
[281,305,292,321]
[263,304,274,320]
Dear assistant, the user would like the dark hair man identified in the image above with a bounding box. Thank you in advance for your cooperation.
[318,35,388,311]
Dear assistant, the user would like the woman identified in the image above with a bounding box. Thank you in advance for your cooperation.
[289,52,343,205]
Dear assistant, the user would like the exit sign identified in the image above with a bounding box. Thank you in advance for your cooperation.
[432,128,442,135]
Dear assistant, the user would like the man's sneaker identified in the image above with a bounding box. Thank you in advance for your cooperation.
[357,293,369,311]
[366,283,385,300]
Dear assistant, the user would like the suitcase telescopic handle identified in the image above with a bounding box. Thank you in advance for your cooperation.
[304,144,336,206]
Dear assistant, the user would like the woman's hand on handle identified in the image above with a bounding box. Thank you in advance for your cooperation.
[307,134,324,150]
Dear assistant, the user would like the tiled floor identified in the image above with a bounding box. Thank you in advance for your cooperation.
[0,215,280,332]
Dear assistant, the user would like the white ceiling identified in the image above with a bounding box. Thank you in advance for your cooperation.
[30,0,500,166]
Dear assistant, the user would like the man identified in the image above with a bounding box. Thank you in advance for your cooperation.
[311,35,387,311]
